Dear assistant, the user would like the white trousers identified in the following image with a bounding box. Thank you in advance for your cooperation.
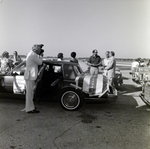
[25,80,35,112]
[90,67,99,76]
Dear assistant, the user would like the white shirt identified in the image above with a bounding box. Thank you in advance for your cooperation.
[103,58,110,76]
[131,61,139,68]
[103,58,110,67]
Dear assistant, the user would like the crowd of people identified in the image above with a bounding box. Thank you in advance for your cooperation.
[0,44,116,114]
[87,49,116,86]
[0,51,22,75]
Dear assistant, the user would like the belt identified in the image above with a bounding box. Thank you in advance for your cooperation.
[91,66,98,68]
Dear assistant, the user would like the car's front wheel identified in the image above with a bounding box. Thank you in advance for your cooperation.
[60,89,83,111]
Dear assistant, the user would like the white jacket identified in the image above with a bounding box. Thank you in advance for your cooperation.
[24,50,42,80]
[105,56,116,78]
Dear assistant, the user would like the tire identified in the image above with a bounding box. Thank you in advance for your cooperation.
[60,89,83,111]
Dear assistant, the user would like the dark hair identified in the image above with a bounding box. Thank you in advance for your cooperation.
[92,49,98,53]
[2,51,9,58]
[71,52,76,58]
[57,53,63,58]
[110,51,115,56]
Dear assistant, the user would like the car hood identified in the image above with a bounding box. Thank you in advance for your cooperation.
[74,74,108,97]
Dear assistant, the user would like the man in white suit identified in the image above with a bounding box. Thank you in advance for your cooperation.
[104,51,116,86]
[24,44,44,113]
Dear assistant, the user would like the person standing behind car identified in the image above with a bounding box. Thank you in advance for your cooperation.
[57,53,63,61]
[104,51,116,86]
[70,52,78,63]
[86,49,101,76]
[102,51,110,76]
[24,44,44,113]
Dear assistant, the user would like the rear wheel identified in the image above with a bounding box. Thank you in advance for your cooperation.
[60,89,83,111]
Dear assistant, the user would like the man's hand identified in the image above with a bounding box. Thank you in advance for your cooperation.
[86,61,92,66]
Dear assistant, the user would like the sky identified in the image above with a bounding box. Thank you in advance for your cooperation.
[0,0,150,58]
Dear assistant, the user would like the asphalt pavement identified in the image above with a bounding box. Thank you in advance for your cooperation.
[0,70,150,149]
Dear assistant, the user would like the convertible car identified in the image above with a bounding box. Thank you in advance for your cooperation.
[0,60,117,111]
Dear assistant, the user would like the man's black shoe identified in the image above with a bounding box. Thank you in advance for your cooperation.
[27,109,40,113]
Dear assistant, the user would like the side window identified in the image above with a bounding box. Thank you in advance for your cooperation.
[64,64,75,79]
[53,65,62,73]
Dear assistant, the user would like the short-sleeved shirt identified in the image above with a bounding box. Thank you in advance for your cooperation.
[88,55,101,65]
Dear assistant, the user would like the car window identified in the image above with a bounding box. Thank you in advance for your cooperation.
[53,64,62,73]
[64,64,75,79]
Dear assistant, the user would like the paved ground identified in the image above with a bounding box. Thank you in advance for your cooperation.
[0,70,150,149]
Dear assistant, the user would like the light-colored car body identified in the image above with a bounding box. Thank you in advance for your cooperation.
[0,60,118,110]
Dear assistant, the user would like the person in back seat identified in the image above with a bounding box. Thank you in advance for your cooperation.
[54,53,63,73]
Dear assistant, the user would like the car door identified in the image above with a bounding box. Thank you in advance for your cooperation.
[0,61,25,93]
[13,75,26,94]
[0,74,25,94]
[0,75,14,93]
[12,64,26,94]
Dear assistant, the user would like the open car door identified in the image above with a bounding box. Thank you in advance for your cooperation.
[34,64,47,93]
[13,76,26,94]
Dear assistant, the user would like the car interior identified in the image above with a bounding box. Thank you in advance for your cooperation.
[40,64,63,89]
